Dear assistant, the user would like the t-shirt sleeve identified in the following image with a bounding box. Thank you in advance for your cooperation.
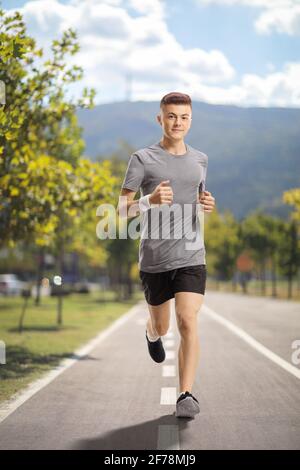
[121,152,145,192]
[198,154,208,193]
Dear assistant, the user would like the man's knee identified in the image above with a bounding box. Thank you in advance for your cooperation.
[176,309,198,335]
[149,300,171,337]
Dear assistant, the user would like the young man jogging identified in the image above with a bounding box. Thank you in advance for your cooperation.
[118,92,215,418]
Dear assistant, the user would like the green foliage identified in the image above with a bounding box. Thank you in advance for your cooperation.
[205,204,300,295]
[0,7,115,261]
[205,209,240,280]
[283,188,300,223]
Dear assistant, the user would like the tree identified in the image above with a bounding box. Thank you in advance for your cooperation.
[205,208,240,288]
[282,188,300,298]
[0,8,95,247]
[240,211,271,295]
[0,8,117,324]
[283,188,300,223]
[97,147,140,301]
[278,220,300,299]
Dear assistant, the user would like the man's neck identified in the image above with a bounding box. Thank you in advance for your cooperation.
[160,136,187,155]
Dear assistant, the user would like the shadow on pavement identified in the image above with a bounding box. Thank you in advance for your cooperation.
[0,345,76,381]
[71,414,191,450]
[8,325,78,333]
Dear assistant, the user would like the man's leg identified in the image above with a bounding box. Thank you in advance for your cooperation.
[175,292,204,393]
[146,299,172,339]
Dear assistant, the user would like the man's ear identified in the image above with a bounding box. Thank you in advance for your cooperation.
[156,114,162,125]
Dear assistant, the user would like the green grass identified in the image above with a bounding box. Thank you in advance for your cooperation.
[0,290,144,403]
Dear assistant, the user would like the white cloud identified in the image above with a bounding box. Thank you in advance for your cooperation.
[195,0,300,35]
[4,0,300,107]
[127,0,165,17]
[186,61,300,107]
[255,4,300,35]
[132,60,300,108]
[5,0,235,102]
[198,0,296,5]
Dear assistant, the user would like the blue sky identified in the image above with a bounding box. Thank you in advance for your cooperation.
[165,0,300,77]
[1,0,300,107]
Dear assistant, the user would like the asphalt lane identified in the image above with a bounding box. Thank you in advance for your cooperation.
[0,291,299,450]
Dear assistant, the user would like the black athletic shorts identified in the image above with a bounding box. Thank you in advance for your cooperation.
[139,264,207,306]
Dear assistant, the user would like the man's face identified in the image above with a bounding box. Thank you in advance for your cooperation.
[157,104,192,140]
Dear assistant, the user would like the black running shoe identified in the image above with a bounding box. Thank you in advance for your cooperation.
[145,330,165,363]
[175,391,200,418]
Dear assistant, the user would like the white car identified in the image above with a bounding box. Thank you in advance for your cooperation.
[0,274,28,296]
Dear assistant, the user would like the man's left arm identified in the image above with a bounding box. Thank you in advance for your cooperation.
[199,190,215,213]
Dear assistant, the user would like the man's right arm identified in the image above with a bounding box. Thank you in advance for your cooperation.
[117,181,173,218]
[117,188,140,218]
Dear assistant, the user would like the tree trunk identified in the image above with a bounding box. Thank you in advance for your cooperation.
[57,294,63,325]
[260,260,266,296]
[124,263,133,300]
[115,264,122,301]
[35,246,45,306]
[241,273,247,294]
[56,241,64,326]
[18,296,29,333]
[288,274,293,299]
[271,256,277,298]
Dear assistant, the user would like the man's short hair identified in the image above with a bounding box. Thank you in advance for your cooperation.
[160,92,192,110]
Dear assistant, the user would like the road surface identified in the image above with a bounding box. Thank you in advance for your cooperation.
[0,290,299,450]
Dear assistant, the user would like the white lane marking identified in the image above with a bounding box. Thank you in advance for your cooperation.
[0,301,145,424]
[165,350,175,360]
[157,425,180,450]
[202,304,300,380]
[136,318,146,325]
[162,365,176,377]
[159,300,179,450]
[160,387,177,405]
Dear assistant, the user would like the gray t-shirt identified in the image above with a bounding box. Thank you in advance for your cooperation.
[121,141,208,273]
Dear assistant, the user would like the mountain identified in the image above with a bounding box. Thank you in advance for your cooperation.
[77,100,300,220]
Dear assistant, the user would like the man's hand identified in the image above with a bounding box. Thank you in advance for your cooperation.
[149,180,173,205]
[199,190,215,213]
